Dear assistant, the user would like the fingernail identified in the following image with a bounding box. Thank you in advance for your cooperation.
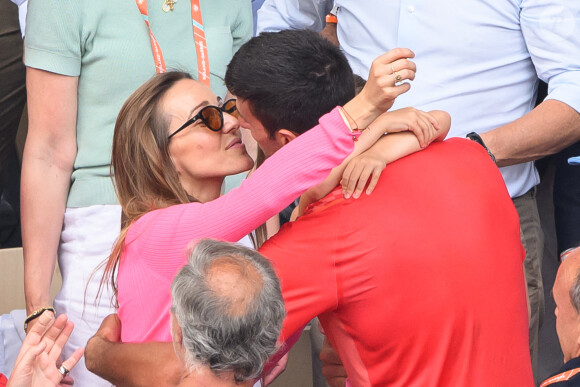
[344,193,351,199]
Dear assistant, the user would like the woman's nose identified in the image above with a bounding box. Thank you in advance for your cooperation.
[221,111,240,133]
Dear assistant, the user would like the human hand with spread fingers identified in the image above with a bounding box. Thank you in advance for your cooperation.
[8,313,83,387]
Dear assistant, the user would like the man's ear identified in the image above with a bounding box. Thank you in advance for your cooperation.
[275,129,299,146]
[573,315,580,360]
[171,313,184,350]
[175,324,183,346]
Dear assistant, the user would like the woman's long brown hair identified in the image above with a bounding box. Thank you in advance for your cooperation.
[99,71,197,306]
[249,148,269,248]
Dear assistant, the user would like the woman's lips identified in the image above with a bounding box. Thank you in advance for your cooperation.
[226,138,244,150]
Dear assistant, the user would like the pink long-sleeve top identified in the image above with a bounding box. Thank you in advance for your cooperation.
[117,107,353,343]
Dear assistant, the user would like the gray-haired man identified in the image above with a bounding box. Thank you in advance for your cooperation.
[170,239,285,386]
[542,248,580,387]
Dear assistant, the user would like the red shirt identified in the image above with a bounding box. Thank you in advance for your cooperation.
[260,139,533,386]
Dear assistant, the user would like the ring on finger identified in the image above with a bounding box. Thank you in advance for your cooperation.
[58,365,70,377]
[391,63,396,75]
[393,72,403,83]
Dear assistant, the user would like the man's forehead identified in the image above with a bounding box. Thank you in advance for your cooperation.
[556,249,580,294]
[233,97,252,120]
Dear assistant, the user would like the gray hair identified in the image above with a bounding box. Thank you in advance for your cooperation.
[171,239,286,382]
[570,268,580,314]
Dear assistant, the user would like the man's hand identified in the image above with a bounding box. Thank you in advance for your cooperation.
[94,314,122,342]
[85,314,182,387]
[262,353,289,385]
[320,337,347,387]
[358,48,416,114]
[84,314,121,375]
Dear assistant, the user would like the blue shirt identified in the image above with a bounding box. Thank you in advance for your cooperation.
[252,0,266,35]
[257,0,580,197]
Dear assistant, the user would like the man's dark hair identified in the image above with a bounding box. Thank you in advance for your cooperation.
[225,29,355,138]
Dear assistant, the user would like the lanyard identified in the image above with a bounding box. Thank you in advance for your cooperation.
[540,367,580,387]
[135,0,211,87]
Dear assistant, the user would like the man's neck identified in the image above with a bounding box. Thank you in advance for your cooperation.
[178,366,254,387]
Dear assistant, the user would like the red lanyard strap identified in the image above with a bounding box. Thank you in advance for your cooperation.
[191,2,210,85]
[136,0,211,87]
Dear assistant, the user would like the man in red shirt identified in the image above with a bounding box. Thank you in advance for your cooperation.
[86,138,533,387]
[260,138,532,386]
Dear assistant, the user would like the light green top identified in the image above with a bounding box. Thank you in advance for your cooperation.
[24,0,252,207]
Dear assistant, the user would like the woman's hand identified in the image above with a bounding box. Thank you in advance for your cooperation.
[8,313,83,387]
[342,49,417,132]
[358,48,416,114]
[341,149,386,199]
[340,107,439,199]
[340,109,451,199]
[374,107,441,148]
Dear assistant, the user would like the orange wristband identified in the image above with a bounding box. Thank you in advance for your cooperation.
[326,14,338,24]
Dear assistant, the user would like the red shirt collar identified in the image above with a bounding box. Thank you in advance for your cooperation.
[303,186,345,216]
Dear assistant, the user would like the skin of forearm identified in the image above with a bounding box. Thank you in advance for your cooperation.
[85,339,182,387]
[331,109,450,188]
[303,119,388,202]
[300,133,402,207]
[480,99,580,167]
[21,153,72,313]
[320,23,338,46]
[354,109,450,165]
[301,109,450,208]
[342,95,384,132]
[368,132,420,164]
[22,70,79,316]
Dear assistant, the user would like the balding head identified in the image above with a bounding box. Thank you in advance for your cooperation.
[170,239,286,383]
[554,247,580,362]
[206,256,264,317]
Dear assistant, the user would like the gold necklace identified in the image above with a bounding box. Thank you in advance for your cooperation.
[162,0,177,12]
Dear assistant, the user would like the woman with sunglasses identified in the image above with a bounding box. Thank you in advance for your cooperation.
[107,71,358,343]
[103,48,428,344]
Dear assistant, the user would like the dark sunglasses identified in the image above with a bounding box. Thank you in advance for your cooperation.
[167,99,238,139]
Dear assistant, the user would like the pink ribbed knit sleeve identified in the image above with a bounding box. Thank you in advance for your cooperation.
[126,107,352,260]
[118,107,353,342]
